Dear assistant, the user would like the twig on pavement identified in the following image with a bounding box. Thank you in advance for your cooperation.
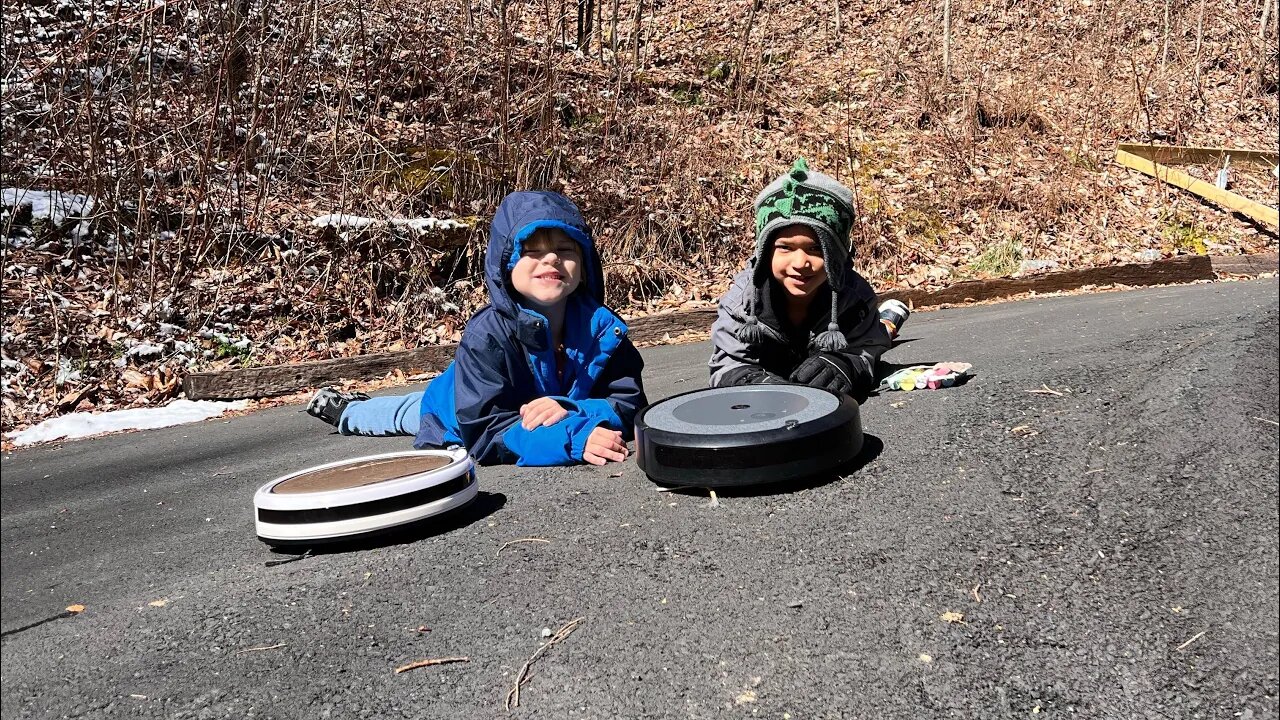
[395,656,470,674]
[1176,630,1207,651]
[265,549,313,567]
[506,617,585,710]
[1025,384,1065,396]
[1252,416,1279,427]
[496,538,551,558]
[236,643,286,654]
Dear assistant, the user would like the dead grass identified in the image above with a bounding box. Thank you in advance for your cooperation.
[1,0,1276,433]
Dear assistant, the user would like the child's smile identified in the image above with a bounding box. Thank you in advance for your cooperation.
[532,269,566,284]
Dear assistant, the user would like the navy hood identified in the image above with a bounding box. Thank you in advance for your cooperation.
[484,191,606,324]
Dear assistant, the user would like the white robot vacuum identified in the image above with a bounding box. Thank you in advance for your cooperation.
[253,448,477,546]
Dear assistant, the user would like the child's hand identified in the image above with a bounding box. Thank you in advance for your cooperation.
[790,353,858,395]
[583,427,628,466]
[519,397,570,429]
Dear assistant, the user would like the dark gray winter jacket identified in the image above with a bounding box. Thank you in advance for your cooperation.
[708,267,891,392]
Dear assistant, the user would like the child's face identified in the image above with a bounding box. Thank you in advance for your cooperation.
[510,228,583,309]
[769,225,827,299]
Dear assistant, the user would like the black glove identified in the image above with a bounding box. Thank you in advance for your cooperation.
[721,365,789,386]
[789,353,862,396]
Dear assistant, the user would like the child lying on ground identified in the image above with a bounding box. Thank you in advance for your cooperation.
[307,191,647,467]
[709,158,899,396]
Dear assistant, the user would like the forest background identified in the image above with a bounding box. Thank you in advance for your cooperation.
[2,0,1277,433]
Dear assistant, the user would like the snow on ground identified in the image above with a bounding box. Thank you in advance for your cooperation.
[311,213,470,233]
[3,188,98,245]
[2,188,96,224]
[8,399,250,447]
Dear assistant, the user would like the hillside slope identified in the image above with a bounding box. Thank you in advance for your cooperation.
[2,0,1277,432]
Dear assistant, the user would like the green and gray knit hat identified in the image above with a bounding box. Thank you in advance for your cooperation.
[739,158,858,351]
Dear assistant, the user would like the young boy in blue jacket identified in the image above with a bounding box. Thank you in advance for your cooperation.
[306,191,646,467]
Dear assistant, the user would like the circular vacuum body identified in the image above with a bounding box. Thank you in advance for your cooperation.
[634,384,863,487]
[253,448,476,545]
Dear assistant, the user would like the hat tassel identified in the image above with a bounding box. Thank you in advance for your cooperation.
[812,295,848,352]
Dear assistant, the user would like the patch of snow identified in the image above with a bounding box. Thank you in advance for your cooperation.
[2,188,96,225]
[389,217,469,233]
[9,399,251,447]
[311,213,470,233]
[1017,259,1060,275]
[126,342,166,359]
[311,214,377,229]
[55,359,81,386]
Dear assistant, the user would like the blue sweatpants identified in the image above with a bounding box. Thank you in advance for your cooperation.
[338,391,424,436]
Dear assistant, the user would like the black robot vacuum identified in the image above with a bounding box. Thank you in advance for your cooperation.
[634,384,863,488]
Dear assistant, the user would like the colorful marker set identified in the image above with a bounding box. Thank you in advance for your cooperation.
[879,362,972,392]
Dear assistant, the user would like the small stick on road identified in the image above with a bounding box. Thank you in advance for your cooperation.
[1025,384,1065,396]
[506,617,585,710]
[496,538,551,558]
[1252,416,1279,427]
[394,656,470,674]
[264,549,312,567]
[1176,630,1207,652]
[236,643,286,654]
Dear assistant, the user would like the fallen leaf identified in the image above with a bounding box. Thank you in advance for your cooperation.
[122,369,150,390]
[735,690,758,705]
[56,387,88,410]
[148,598,167,608]
[940,610,966,624]
[65,604,85,614]
[918,653,933,663]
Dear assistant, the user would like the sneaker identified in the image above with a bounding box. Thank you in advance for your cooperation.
[306,387,370,427]
[878,299,910,339]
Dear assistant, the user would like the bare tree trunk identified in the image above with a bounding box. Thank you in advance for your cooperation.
[596,0,604,58]
[941,0,951,80]
[633,0,644,66]
[1262,0,1276,38]
[834,0,841,44]
[577,0,595,48]
[611,0,619,60]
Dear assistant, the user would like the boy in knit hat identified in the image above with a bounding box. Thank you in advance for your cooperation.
[708,158,893,397]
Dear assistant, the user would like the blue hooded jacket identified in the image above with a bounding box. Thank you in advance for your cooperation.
[413,191,647,466]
